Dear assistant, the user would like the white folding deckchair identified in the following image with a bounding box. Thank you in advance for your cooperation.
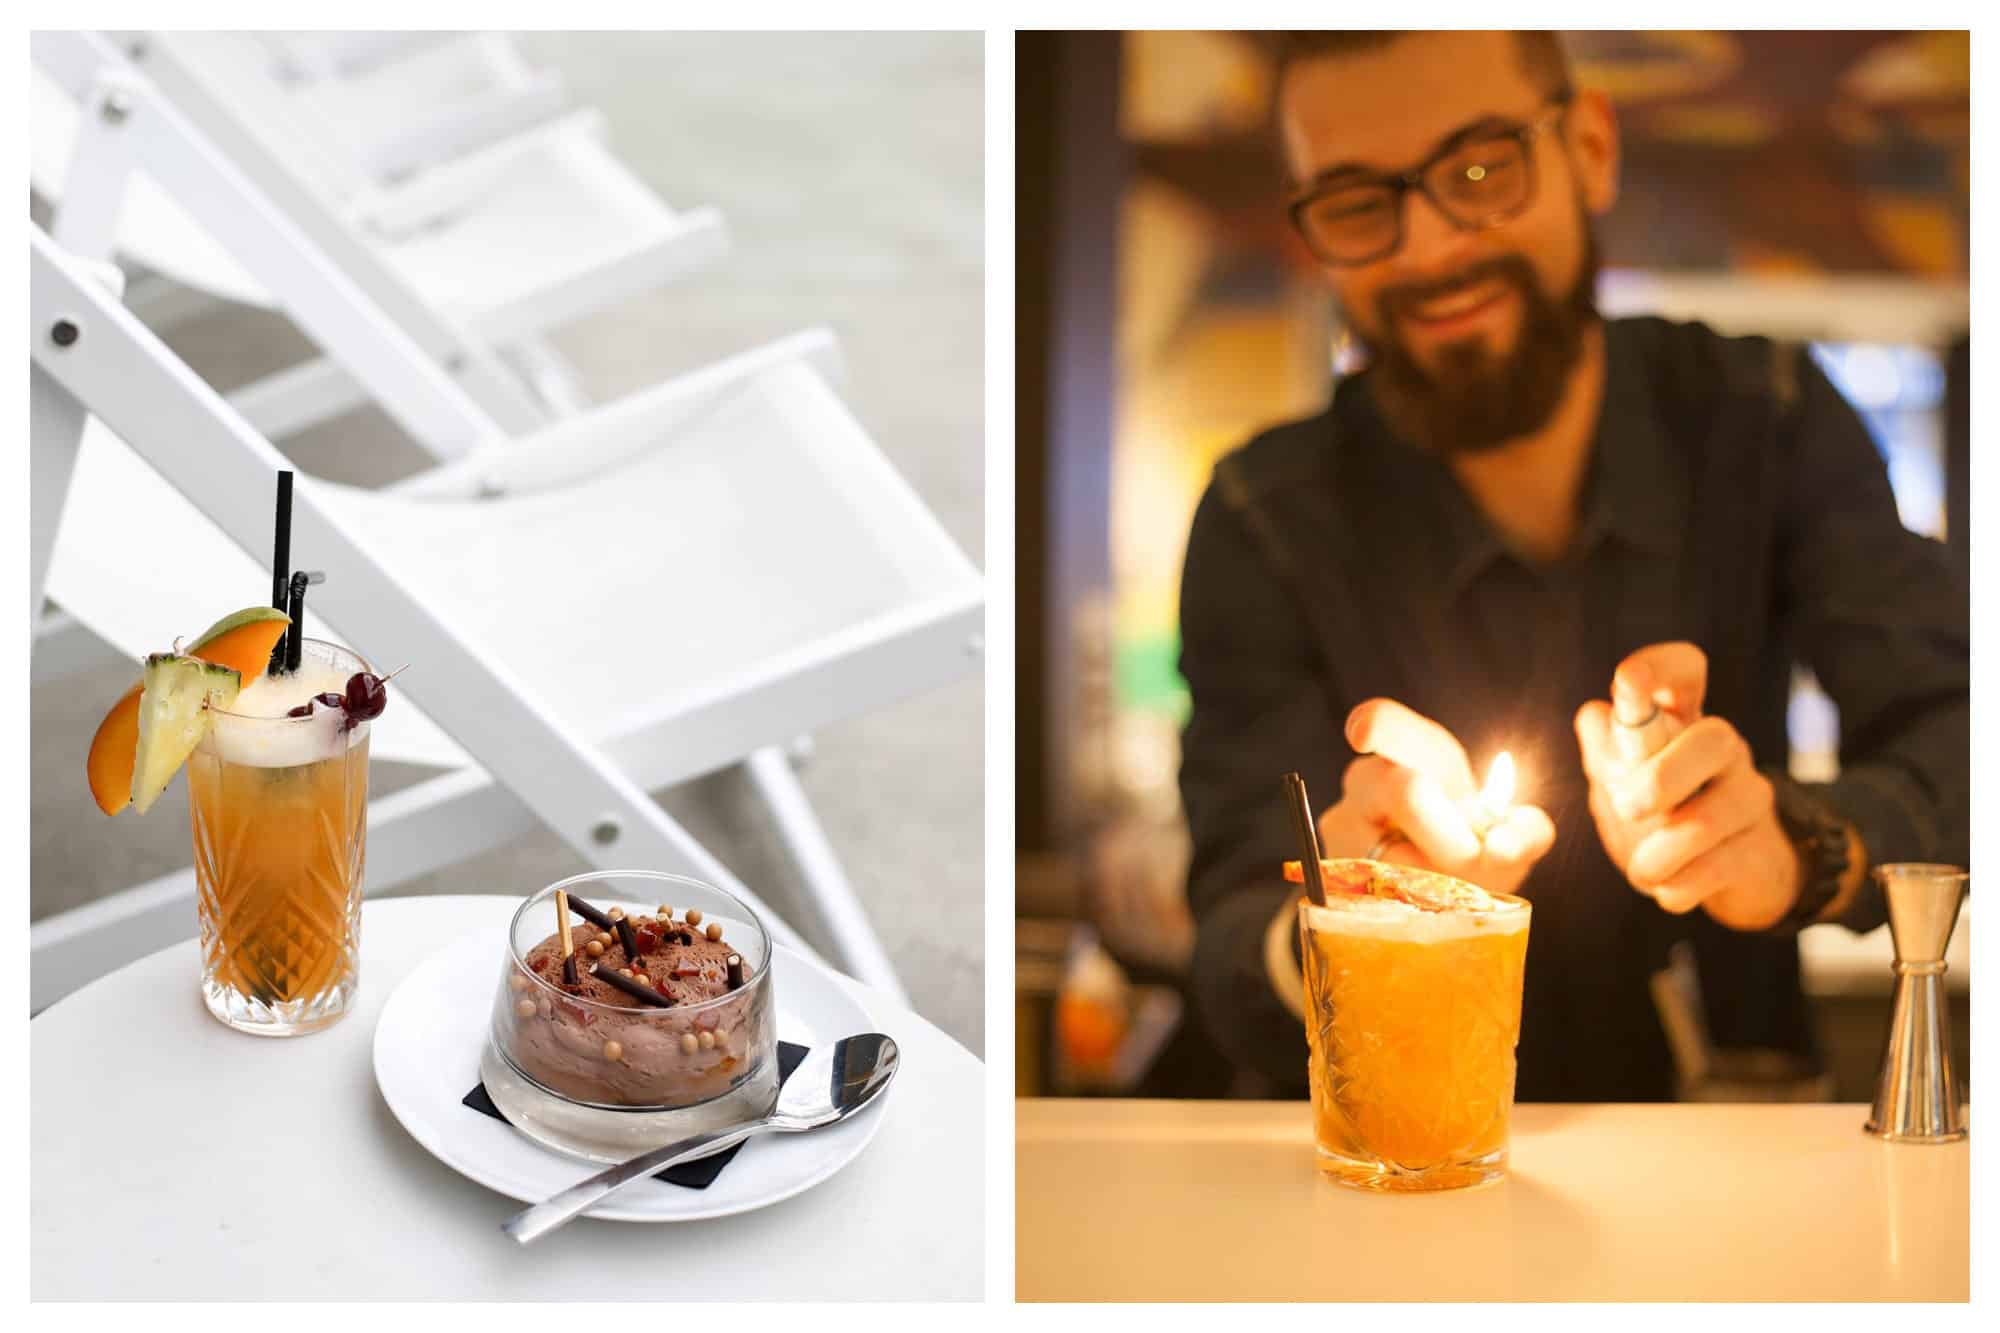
[29,41,982,1011]
[31,224,983,1013]
[245,31,572,183]
[251,31,461,83]
[30,30,726,441]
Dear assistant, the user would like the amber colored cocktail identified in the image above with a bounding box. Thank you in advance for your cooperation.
[1298,860,1530,1191]
[188,640,371,1035]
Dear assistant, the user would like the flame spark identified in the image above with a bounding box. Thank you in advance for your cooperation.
[1481,751,1516,815]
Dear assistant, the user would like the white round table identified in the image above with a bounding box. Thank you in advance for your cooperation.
[32,896,984,1300]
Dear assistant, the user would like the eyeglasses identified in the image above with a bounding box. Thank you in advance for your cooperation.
[1287,97,1573,267]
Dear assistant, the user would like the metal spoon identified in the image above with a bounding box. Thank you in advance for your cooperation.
[501,1032,899,1243]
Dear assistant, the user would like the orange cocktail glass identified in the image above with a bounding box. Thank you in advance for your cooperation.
[1296,858,1530,1192]
[188,639,371,1036]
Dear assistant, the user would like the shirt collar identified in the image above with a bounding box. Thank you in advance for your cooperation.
[1346,318,1684,603]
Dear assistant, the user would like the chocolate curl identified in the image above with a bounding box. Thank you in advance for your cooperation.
[589,962,675,1009]
[726,954,745,990]
[563,893,616,933]
[565,892,643,955]
[554,890,579,987]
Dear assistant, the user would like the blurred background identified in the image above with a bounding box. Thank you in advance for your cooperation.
[1017,30,1967,1098]
[32,32,984,1053]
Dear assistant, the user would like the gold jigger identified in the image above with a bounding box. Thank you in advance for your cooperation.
[1865,863,1968,1143]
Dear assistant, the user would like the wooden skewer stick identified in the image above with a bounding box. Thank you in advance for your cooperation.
[555,889,579,986]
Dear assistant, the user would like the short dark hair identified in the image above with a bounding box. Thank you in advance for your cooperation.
[1272,30,1574,103]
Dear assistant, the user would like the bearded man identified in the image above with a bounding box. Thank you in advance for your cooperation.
[1176,30,1968,1100]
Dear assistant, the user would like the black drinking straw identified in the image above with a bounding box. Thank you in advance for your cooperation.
[1282,772,1330,907]
[268,471,294,674]
[283,570,324,674]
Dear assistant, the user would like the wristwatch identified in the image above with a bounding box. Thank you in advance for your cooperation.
[1764,769,1851,933]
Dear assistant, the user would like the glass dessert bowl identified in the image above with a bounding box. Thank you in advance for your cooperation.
[480,870,779,1163]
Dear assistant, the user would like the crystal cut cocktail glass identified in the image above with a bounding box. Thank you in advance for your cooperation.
[1298,859,1531,1191]
[189,638,371,1036]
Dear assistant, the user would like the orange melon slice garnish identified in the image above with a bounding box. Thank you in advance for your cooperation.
[86,606,291,815]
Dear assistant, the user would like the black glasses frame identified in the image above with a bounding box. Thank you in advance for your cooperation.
[1286,95,1575,267]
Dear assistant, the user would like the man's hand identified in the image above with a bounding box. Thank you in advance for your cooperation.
[1574,643,1802,930]
[1318,698,1555,897]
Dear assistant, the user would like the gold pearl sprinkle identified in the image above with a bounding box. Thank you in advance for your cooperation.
[585,939,605,957]
[514,999,536,1019]
[509,974,530,992]
[705,922,724,941]
[603,1040,623,1062]
[680,1033,699,1055]
[684,908,704,926]
[698,1030,716,1050]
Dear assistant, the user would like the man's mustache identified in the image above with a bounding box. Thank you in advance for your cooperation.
[1376,255,1538,325]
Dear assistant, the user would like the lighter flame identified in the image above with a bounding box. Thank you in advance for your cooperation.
[1482,751,1516,812]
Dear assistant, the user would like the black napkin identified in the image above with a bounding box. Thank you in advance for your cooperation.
[464,1041,807,1190]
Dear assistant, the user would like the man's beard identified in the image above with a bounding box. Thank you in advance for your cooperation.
[1350,225,1601,456]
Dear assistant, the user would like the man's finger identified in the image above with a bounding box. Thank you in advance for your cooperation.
[1626,764,1768,888]
[1483,803,1556,866]
[1339,754,1419,839]
[1574,699,1619,785]
[1613,641,1708,723]
[1612,716,1749,820]
[1648,825,1761,914]
[1346,698,1476,797]
[1350,761,1481,866]
[1369,833,1439,875]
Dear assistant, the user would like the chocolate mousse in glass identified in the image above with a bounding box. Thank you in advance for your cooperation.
[480,871,778,1163]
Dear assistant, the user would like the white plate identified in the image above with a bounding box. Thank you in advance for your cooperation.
[373,926,888,1222]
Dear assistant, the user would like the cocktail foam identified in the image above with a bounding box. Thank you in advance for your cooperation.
[205,659,366,769]
[1301,892,1529,943]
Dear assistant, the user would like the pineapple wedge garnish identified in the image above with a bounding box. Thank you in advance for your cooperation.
[129,654,242,814]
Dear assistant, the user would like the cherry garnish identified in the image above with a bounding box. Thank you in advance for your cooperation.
[315,692,347,710]
[344,672,389,721]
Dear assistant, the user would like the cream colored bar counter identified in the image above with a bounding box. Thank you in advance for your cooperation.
[1017,1100,1967,1301]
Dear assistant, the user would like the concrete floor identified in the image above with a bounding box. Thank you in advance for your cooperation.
[30,32,985,1054]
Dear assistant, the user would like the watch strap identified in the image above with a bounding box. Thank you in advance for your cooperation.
[1763,768,1850,934]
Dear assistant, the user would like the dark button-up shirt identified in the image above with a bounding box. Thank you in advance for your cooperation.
[1177,315,1969,1101]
